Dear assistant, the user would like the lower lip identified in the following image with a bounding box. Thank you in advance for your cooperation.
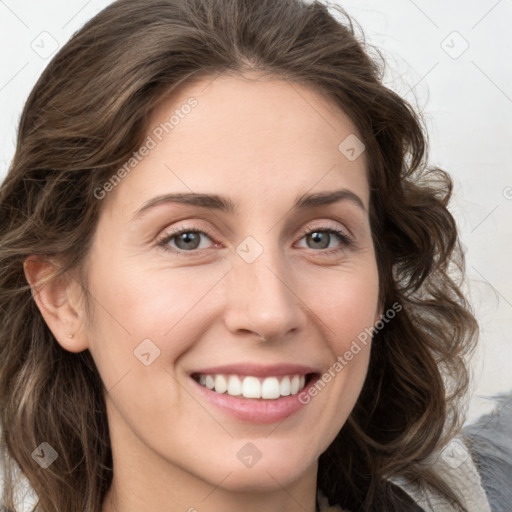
[190,374,320,424]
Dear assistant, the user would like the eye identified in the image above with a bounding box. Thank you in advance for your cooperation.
[157,225,217,253]
[296,225,353,254]
[157,223,353,255]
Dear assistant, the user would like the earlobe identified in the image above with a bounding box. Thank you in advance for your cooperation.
[23,256,89,353]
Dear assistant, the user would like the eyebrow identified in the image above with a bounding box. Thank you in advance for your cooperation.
[132,188,367,221]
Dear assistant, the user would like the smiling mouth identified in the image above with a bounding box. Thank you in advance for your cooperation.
[191,372,319,400]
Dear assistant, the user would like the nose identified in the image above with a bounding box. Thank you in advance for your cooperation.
[223,242,306,343]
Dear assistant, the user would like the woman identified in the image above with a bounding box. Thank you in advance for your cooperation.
[0,0,505,510]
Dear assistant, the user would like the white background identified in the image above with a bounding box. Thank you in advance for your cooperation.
[1,0,511,425]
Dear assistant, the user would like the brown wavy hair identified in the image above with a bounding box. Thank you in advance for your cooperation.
[0,0,478,510]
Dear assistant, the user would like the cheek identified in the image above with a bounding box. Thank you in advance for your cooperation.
[297,262,378,432]
[309,262,380,351]
[83,255,228,381]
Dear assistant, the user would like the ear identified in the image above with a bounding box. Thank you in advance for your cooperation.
[23,256,89,353]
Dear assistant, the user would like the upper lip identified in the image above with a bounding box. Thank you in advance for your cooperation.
[190,363,321,378]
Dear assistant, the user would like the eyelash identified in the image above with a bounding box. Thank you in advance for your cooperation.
[156,223,353,256]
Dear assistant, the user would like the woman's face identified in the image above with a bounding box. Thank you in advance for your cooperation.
[82,72,380,497]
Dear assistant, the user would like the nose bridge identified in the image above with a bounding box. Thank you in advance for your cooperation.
[224,234,303,340]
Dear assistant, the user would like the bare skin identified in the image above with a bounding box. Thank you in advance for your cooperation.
[25,71,381,512]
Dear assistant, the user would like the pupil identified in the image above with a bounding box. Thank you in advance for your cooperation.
[309,232,328,249]
[177,232,199,250]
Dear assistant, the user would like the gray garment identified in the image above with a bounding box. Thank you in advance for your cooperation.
[464,393,512,512]
[389,434,492,512]
[319,392,512,512]
[391,393,512,512]
[318,434,492,512]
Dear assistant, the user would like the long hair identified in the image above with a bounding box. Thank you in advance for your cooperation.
[0,0,478,510]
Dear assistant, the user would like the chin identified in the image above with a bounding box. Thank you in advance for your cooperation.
[206,451,316,493]
[216,468,306,493]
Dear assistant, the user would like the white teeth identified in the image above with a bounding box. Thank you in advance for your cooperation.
[205,375,214,390]
[214,375,227,394]
[195,373,310,399]
[290,376,300,395]
[280,376,291,396]
[227,375,242,396]
[242,376,261,398]
[261,377,280,399]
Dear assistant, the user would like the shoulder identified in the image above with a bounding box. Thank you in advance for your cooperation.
[388,434,490,511]
[390,392,512,512]
[317,394,512,512]
[463,393,512,512]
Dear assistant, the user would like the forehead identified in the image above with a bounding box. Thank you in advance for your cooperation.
[103,72,369,218]
[149,71,362,156]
